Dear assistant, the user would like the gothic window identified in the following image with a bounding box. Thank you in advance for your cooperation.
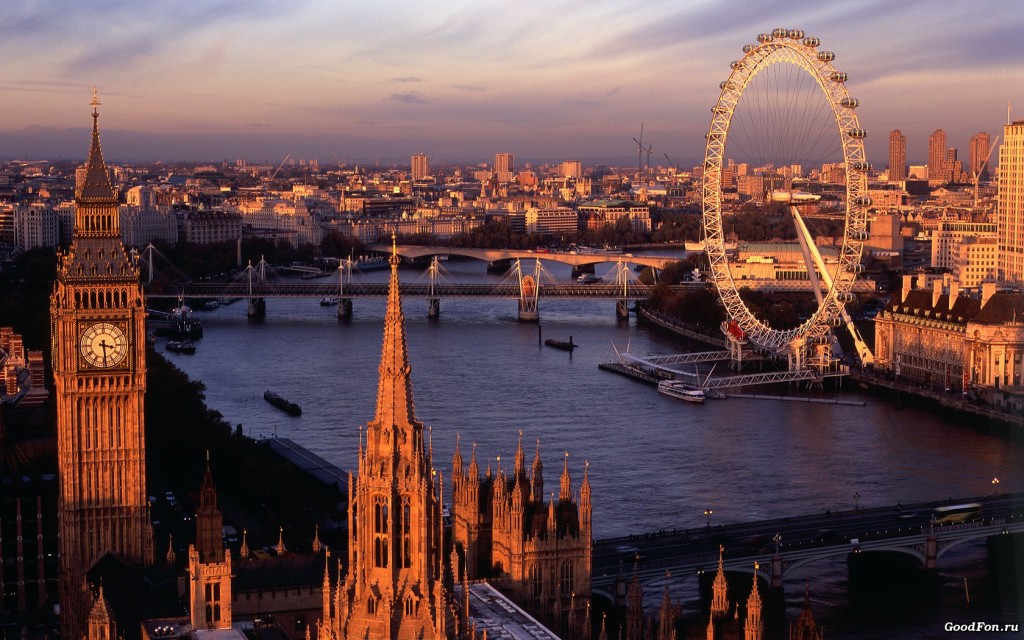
[405,597,414,615]
[352,501,357,541]
[398,497,411,568]
[214,604,221,622]
[374,496,389,568]
[530,564,542,600]
[206,604,213,625]
[368,597,376,614]
[560,560,573,598]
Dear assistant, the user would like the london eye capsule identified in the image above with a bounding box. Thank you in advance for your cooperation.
[845,263,865,274]
[787,29,804,39]
[847,128,868,139]
[817,51,836,62]
[757,33,772,43]
[771,28,788,38]
[851,229,870,242]
[840,97,859,109]
[849,161,871,172]
[831,72,847,83]
[803,36,821,47]
[742,44,756,54]
[853,195,873,207]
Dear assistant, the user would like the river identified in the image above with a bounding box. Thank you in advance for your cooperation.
[164,257,1023,639]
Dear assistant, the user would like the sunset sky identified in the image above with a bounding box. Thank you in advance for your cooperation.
[1,0,1021,167]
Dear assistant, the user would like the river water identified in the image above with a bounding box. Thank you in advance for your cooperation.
[165,257,1022,639]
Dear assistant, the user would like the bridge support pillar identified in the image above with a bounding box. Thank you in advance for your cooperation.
[247,298,266,320]
[427,298,440,318]
[925,533,938,570]
[616,300,630,320]
[337,298,352,319]
[518,300,539,322]
[770,552,783,589]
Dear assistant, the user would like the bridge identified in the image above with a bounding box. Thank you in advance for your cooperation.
[590,492,1024,602]
[141,251,676,321]
[362,244,682,271]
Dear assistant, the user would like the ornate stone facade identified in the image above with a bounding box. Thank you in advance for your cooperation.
[188,460,233,629]
[874,277,1024,411]
[52,92,153,639]
[319,244,453,640]
[450,434,592,638]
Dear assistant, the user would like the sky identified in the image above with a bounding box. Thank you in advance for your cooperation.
[1,0,1022,167]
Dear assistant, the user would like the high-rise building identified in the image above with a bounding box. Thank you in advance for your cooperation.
[52,92,153,639]
[998,120,1024,284]
[970,132,992,181]
[888,129,907,182]
[495,152,514,174]
[495,152,515,182]
[411,153,430,181]
[319,243,453,640]
[928,129,947,181]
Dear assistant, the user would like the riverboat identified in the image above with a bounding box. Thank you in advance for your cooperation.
[320,297,340,306]
[150,300,203,339]
[264,390,301,416]
[576,273,602,284]
[166,340,196,355]
[544,337,576,351]
[657,380,705,403]
[355,256,389,271]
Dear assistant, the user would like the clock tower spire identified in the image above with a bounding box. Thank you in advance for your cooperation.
[52,90,152,640]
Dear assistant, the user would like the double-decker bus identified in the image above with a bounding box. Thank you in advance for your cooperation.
[932,503,982,524]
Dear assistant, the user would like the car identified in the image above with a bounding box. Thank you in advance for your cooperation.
[616,545,639,555]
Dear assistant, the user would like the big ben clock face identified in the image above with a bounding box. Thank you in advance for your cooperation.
[79,322,129,369]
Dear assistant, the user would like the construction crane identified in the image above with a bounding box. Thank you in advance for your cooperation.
[632,123,652,186]
[269,154,291,181]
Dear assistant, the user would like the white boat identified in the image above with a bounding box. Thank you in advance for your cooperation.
[657,380,705,403]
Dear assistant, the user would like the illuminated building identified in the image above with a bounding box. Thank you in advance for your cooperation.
[51,92,154,639]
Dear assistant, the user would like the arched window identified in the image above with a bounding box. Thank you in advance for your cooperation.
[374,496,389,568]
[398,497,411,568]
[529,564,542,600]
[560,560,573,598]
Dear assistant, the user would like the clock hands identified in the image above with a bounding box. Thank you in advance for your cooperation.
[98,338,111,367]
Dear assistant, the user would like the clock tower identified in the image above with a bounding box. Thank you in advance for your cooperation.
[51,91,153,639]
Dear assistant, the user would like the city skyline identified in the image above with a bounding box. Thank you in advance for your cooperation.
[1,1,1021,166]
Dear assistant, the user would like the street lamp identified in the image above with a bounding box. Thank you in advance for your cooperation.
[704,508,713,529]
[992,477,1000,496]
[853,492,861,513]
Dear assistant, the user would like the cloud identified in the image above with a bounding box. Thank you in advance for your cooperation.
[390,77,422,84]
[387,92,428,104]
[451,84,486,92]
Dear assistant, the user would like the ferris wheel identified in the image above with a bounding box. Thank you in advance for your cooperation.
[701,28,872,364]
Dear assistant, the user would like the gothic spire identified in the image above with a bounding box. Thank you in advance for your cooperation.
[744,566,763,640]
[710,545,729,619]
[559,451,572,502]
[371,236,419,434]
[78,87,116,203]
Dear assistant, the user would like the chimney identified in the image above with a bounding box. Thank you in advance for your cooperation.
[981,282,997,308]
[932,278,944,309]
[902,274,915,303]
[948,281,959,311]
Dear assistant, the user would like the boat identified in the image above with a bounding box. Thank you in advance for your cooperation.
[166,339,196,354]
[576,273,602,284]
[657,380,705,403]
[544,337,576,351]
[354,256,389,271]
[320,297,340,306]
[264,390,301,416]
[150,298,203,339]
